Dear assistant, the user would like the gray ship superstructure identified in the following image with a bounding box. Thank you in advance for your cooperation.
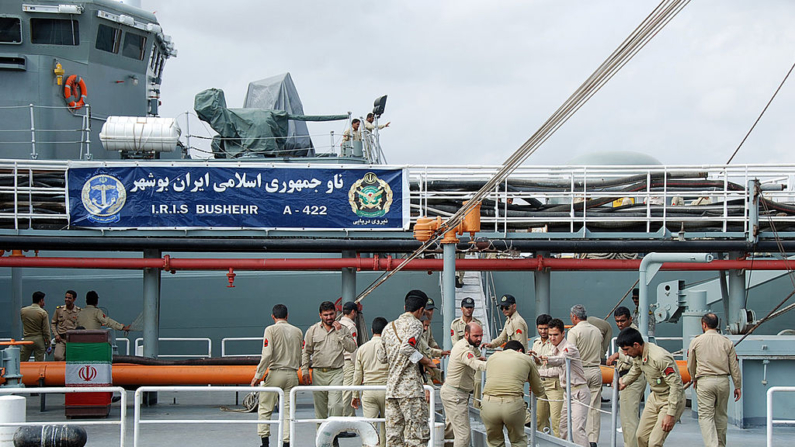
[1,0,795,437]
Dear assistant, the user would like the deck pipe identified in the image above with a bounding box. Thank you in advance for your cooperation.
[442,243,456,354]
[11,267,21,339]
[2,361,688,387]
[638,253,713,339]
[341,250,356,310]
[534,251,551,319]
[0,255,793,272]
[728,251,747,334]
[5,235,795,253]
[142,249,160,359]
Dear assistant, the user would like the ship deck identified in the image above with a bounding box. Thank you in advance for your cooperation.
[15,388,794,447]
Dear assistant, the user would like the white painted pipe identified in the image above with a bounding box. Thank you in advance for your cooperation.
[315,418,380,447]
[0,396,25,447]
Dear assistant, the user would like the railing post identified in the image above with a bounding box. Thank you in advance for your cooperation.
[566,357,573,441]
[84,105,92,160]
[29,104,37,159]
[611,366,619,447]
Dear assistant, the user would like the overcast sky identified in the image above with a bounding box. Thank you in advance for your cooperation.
[150,1,795,166]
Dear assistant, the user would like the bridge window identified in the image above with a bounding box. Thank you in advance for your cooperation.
[30,18,79,45]
[122,31,146,60]
[0,17,22,43]
[96,24,121,53]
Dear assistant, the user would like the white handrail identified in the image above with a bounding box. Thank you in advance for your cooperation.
[133,337,212,358]
[0,386,127,447]
[289,385,436,446]
[221,337,263,357]
[117,337,131,356]
[767,386,795,447]
[133,386,284,447]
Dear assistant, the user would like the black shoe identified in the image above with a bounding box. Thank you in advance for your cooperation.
[337,431,357,438]
[455,278,464,288]
[590,443,597,447]
[525,422,533,428]
[332,437,339,447]
[260,437,268,447]
[111,395,122,403]
[282,443,289,447]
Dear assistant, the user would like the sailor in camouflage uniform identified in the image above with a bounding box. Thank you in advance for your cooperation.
[378,290,438,447]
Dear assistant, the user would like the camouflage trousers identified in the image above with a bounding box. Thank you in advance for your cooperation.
[385,396,429,447]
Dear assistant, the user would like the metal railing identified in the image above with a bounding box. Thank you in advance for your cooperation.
[133,337,212,358]
[766,386,795,447]
[609,336,683,358]
[290,385,436,446]
[133,386,284,447]
[2,160,795,238]
[117,337,131,355]
[0,386,127,447]
[221,337,263,357]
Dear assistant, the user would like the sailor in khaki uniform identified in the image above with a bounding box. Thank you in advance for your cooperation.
[687,313,742,447]
[339,302,359,418]
[422,297,442,354]
[250,304,303,447]
[351,317,390,447]
[378,290,438,447]
[481,340,546,447]
[50,289,81,361]
[606,307,646,447]
[618,327,685,447]
[301,300,357,426]
[482,294,528,350]
[542,318,591,447]
[450,297,482,343]
[587,315,613,363]
[450,297,483,409]
[76,291,129,331]
[440,322,486,447]
[20,291,50,362]
[531,314,562,437]
[568,304,605,446]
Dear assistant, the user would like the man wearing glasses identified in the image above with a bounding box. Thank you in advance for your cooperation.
[482,294,528,351]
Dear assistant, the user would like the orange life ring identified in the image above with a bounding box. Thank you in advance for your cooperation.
[64,74,88,110]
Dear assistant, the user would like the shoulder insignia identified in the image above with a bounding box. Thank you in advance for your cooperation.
[57,305,64,308]
[643,357,648,363]
[352,331,357,338]
[664,366,675,376]
[516,329,522,334]
[102,314,107,318]
[467,352,474,359]
[564,348,568,353]
[408,336,417,347]
[302,340,305,349]
[263,338,269,348]
[451,329,454,336]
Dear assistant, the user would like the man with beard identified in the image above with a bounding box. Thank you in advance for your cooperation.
[440,322,487,447]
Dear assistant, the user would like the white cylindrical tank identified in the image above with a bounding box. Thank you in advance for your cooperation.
[100,116,181,153]
[0,396,25,447]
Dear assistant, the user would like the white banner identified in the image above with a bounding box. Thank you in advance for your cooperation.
[65,363,112,386]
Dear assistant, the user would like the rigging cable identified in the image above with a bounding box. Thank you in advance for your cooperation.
[355,0,692,303]
[726,59,795,164]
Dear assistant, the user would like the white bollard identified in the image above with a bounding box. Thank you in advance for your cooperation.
[0,396,25,447]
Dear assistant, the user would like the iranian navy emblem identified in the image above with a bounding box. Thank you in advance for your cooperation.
[348,172,393,218]
[81,174,126,223]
